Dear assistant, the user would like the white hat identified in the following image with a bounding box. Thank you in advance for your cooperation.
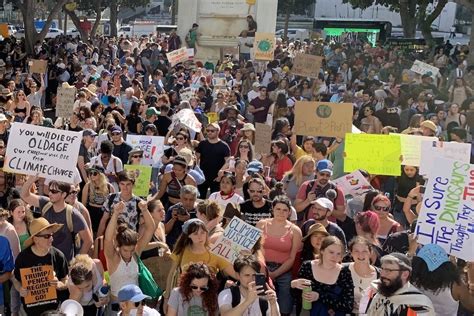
[57,63,66,69]
[60,299,84,316]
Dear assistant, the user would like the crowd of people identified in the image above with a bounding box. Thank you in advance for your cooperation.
[0,16,473,316]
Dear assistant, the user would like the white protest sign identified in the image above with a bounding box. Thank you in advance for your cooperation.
[211,217,262,263]
[415,157,474,261]
[180,89,195,102]
[391,134,437,167]
[419,140,471,175]
[410,60,439,80]
[166,47,189,67]
[4,123,81,183]
[56,86,76,118]
[333,170,373,199]
[169,109,202,133]
[126,135,165,166]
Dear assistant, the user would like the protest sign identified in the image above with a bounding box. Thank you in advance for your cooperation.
[126,135,165,166]
[207,112,219,124]
[333,170,373,199]
[166,47,189,66]
[254,32,275,61]
[391,134,437,167]
[20,265,57,305]
[4,123,81,183]
[211,217,262,263]
[415,157,474,261]
[56,85,76,118]
[187,48,194,60]
[352,125,362,134]
[294,102,353,138]
[410,60,439,80]
[29,59,48,74]
[291,54,323,78]
[419,140,471,175]
[344,134,402,176]
[169,108,202,133]
[212,74,227,87]
[254,123,272,154]
[180,89,195,102]
[124,165,152,197]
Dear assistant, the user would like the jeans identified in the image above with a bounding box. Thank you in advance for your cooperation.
[268,262,293,314]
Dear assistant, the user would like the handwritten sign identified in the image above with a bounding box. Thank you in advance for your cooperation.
[411,60,439,80]
[419,140,471,175]
[169,108,202,133]
[126,135,165,166]
[391,134,437,167]
[344,134,402,176]
[29,59,48,74]
[254,32,275,61]
[180,89,195,102]
[207,112,219,124]
[211,217,262,263]
[292,54,323,78]
[415,157,474,261]
[4,123,81,183]
[254,123,271,154]
[124,165,152,197]
[166,47,189,67]
[20,265,56,305]
[294,102,353,138]
[56,86,77,118]
[333,170,373,199]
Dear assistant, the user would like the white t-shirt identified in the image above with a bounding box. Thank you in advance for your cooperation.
[118,305,160,316]
[218,287,276,316]
[208,191,244,209]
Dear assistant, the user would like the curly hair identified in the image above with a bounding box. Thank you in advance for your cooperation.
[410,256,461,293]
[179,263,218,316]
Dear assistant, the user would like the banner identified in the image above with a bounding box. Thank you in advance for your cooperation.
[419,140,471,175]
[391,133,437,167]
[415,157,474,261]
[169,108,202,133]
[20,265,57,305]
[410,60,439,80]
[292,54,323,78]
[29,59,48,74]
[4,123,81,183]
[253,32,275,61]
[333,170,373,199]
[344,134,402,176]
[211,217,262,263]
[124,165,152,197]
[294,102,353,138]
[254,123,272,154]
[56,86,76,118]
[126,135,165,166]
[166,47,189,67]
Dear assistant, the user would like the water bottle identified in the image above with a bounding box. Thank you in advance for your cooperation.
[98,285,109,299]
[302,286,312,310]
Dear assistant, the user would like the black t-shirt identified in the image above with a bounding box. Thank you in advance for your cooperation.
[112,142,133,165]
[0,130,9,145]
[240,199,272,226]
[126,114,143,134]
[14,246,69,315]
[154,116,172,136]
[196,140,230,180]
[102,106,125,127]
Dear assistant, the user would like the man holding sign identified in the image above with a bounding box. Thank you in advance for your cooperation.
[13,218,69,315]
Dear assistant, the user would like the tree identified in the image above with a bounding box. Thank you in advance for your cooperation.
[277,0,314,41]
[66,0,107,39]
[108,0,151,37]
[417,0,448,45]
[453,0,474,65]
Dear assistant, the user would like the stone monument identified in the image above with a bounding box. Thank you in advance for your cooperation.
[177,0,278,62]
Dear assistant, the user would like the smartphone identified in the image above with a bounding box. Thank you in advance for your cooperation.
[420,186,426,194]
[255,273,267,295]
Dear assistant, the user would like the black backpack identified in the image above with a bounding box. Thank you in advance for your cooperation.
[230,285,268,315]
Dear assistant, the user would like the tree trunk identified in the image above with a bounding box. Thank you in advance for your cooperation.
[90,0,103,38]
[283,4,290,41]
[110,0,118,37]
[419,0,447,47]
[66,10,89,40]
[399,0,416,38]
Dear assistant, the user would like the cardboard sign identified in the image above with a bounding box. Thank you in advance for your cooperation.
[294,101,353,138]
[126,135,165,167]
[333,170,373,199]
[292,54,323,78]
[166,47,189,67]
[187,48,195,60]
[56,86,77,118]
[419,140,471,175]
[29,59,48,74]
[180,89,195,102]
[410,60,439,80]
[20,265,57,305]
[124,165,152,197]
[211,217,262,263]
[4,123,81,183]
[391,134,437,167]
[415,157,474,261]
[254,32,275,61]
[344,134,402,176]
[169,108,202,133]
[254,123,271,154]
[207,112,219,124]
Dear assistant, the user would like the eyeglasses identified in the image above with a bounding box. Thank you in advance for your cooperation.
[249,189,264,194]
[206,129,217,133]
[49,189,62,194]
[36,233,54,239]
[132,155,142,159]
[380,267,405,273]
[373,205,390,212]
[190,285,209,291]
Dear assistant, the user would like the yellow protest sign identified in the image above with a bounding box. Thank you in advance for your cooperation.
[20,265,57,305]
[292,54,323,78]
[344,134,402,176]
[124,165,152,197]
[207,112,219,124]
[294,102,353,138]
[254,33,275,61]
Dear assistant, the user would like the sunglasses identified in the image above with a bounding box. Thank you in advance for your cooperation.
[89,171,99,176]
[36,233,54,239]
[69,190,79,195]
[373,205,390,212]
[132,155,142,159]
[206,129,217,133]
[49,189,62,194]
[239,145,249,149]
[249,189,264,194]
[176,137,185,141]
[0,146,4,149]
[190,285,209,291]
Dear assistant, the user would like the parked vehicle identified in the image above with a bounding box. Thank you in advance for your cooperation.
[275,28,310,41]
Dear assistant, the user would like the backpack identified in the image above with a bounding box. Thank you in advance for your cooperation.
[230,285,268,315]
[41,202,81,249]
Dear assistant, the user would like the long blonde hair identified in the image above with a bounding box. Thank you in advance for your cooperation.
[283,155,315,187]
[90,172,109,196]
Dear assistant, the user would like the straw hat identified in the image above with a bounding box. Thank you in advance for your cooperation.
[302,223,329,241]
[241,123,255,132]
[82,84,97,97]
[24,218,63,248]
[178,148,194,167]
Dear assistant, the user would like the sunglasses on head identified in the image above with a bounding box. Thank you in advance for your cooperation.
[190,285,209,291]
[373,205,390,212]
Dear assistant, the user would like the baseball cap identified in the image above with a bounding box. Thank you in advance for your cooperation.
[310,197,334,212]
[146,107,160,117]
[111,125,122,133]
[117,284,150,302]
[252,82,261,88]
[420,120,437,133]
[416,244,449,272]
[82,129,97,137]
[247,160,264,174]
[316,159,333,175]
